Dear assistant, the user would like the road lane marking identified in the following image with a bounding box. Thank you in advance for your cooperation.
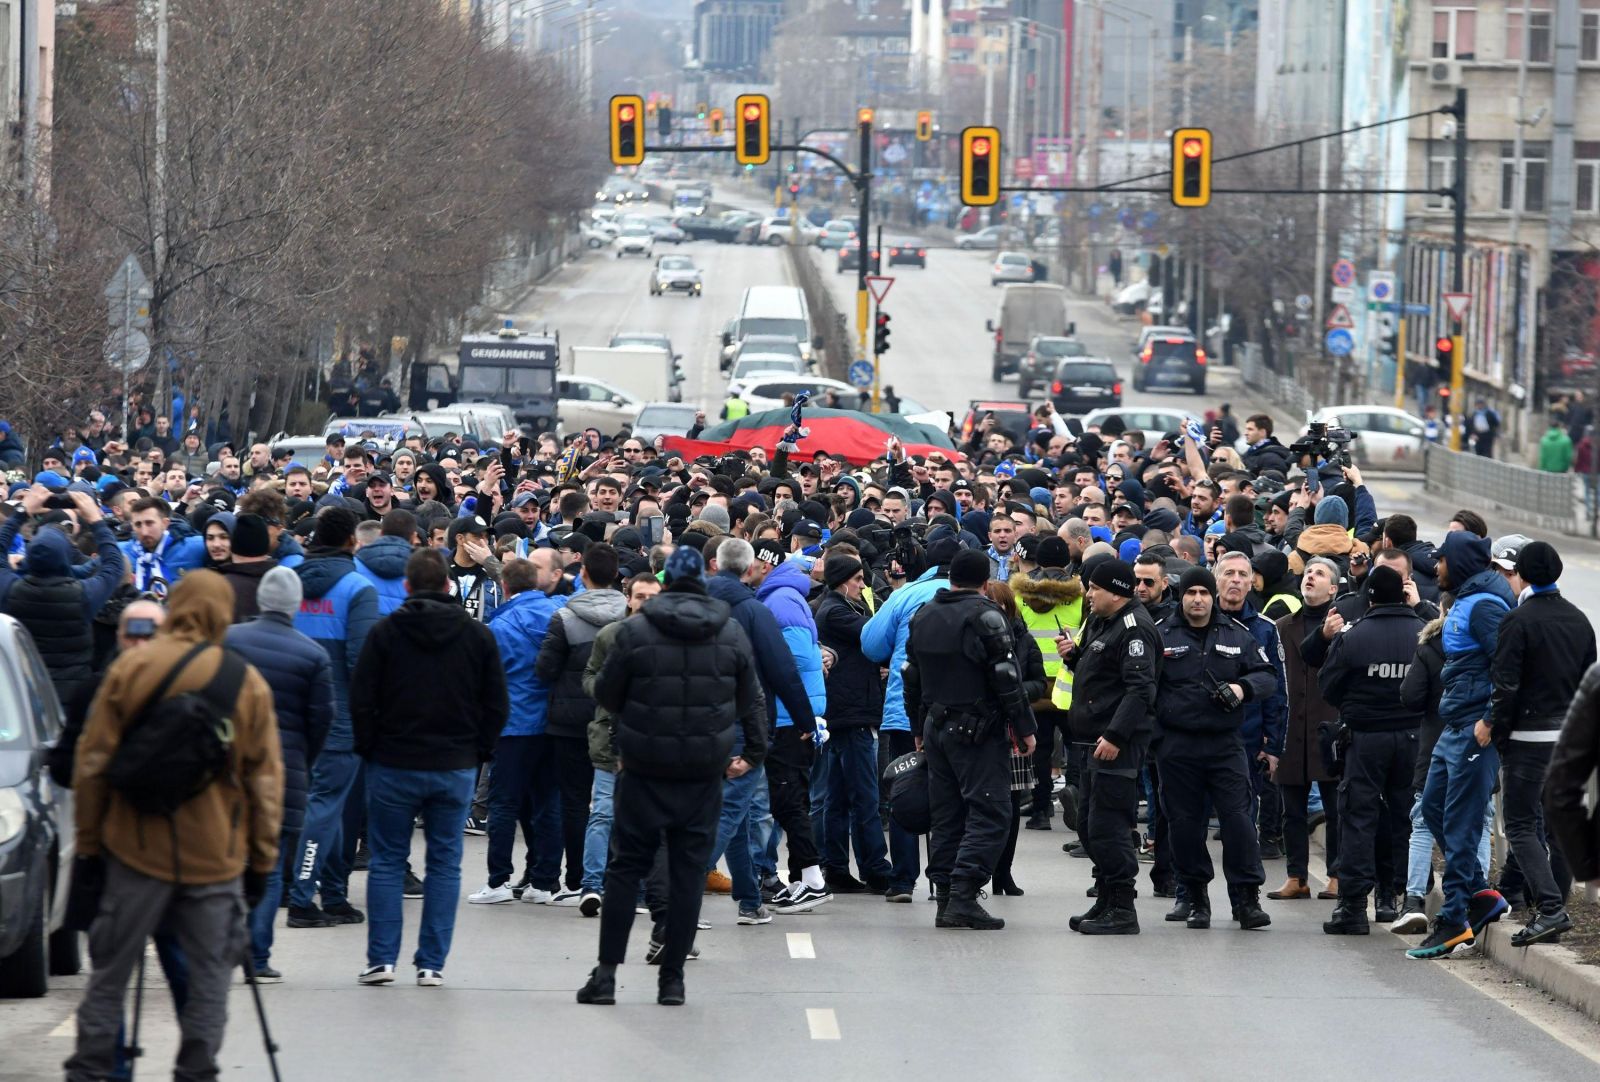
[806,1007,840,1040]
[50,1016,77,1038]
[786,932,815,959]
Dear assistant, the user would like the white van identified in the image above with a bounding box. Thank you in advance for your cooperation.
[722,286,822,373]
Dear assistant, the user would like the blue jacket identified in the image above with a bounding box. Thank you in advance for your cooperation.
[293,549,379,750]
[756,560,826,730]
[861,567,949,733]
[119,528,206,596]
[1439,569,1515,729]
[706,570,816,737]
[355,536,411,615]
[274,533,305,570]
[0,513,124,617]
[486,589,568,736]
[225,612,335,838]
[1225,602,1289,756]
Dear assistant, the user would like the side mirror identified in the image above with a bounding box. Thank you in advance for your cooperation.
[811,335,824,351]
[986,319,995,332]
[1409,427,1424,438]
[611,396,627,408]
[1066,322,1077,335]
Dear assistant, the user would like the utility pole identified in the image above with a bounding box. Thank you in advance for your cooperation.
[1508,0,1533,446]
[856,113,873,362]
[1448,88,1469,449]
[153,0,169,419]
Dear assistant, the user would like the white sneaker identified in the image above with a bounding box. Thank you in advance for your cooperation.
[358,964,395,985]
[468,882,515,905]
[579,891,602,917]
[521,887,555,904]
[548,888,582,907]
[417,969,444,987]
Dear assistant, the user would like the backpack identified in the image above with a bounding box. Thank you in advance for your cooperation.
[104,642,246,816]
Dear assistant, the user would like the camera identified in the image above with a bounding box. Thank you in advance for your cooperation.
[44,494,77,510]
[1288,420,1356,469]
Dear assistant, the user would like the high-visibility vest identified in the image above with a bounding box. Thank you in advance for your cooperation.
[1266,592,1302,617]
[722,397,749,420]
[1019,598,1084,710]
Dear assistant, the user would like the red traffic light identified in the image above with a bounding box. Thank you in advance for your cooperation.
[1182,138,1204,158]
[971,137,991,158]
[1435,336,1454,354]
[743,103,761,122]
[618,104,636,122]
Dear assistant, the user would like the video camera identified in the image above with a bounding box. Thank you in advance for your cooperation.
[1288,420,1356,469]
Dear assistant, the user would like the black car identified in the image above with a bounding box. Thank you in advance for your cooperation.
[885,239,927,268]
[836,243,882,274]
[1132,333,1207,394]
[0,615,80,998]
[1049,359,1122,415]
[672,214,743,243]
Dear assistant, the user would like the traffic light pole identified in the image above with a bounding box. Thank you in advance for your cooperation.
[1448,87,1468,451]
[872,224,884,412]
[857,118,873,373]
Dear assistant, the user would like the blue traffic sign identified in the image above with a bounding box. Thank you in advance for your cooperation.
[847,359,875,388]
[1325,328,1354,356]
[1140,210,1161,230]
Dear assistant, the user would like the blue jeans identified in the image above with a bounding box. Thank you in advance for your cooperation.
[487,734,561,890]
[1406,790,1496,898]
[581,768,616,894]
[1420,724,1499,928]
[366,762,475,971]
[704,765,767,911]
[289,750,361,908]
[248,832,295,968]
[820,727,892,881]
[752,771,777,880]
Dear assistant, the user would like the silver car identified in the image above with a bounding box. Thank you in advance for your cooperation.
[991,252,1036,286]
[649,255,702,297]
[957,225,1006,250]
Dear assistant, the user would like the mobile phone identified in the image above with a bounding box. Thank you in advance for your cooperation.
[519,436,532,457]
[125,616,158,640]
[639,514,664,547]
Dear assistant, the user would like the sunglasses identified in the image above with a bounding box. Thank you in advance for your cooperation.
[1136,577,1160,587]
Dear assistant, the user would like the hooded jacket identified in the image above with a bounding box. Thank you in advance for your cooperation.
[861,566,950,733]
[225,612,335,839]
[487,587,568,737]
[1012,570,1084,710]
[218,558,278,623]
[350,592,508,770]
[292,548,379,750]
[1436,532,1516,729]
[706,570,817,739]
[73,570,283,883]
[1398,539,1440,602]
[354,535,411,615]
[756,559,827,730]
[273,532,306,569]
[536,587,626,739]
[1400,618,1448,791]
[413,463,455,512]
[814,588,883,728]
[1287,523,1355,578]
[1545,662,1600,883]
[1242,436,1293,476]
[593,586,768,780]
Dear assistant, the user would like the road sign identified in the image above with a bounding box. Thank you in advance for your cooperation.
[866,275,895,304]
[1325,328,1354,355]
[1371,302,1431,315]
[104,329,151,373]
[1442,292,1472,322]
[1294,293,1313,312]
[105,254,153,330]
[1331,258,1356,288]
[1325,303,1355,330]
[1367,271,1395,304]
[847,359,875,388]
[1331,287,1357,305]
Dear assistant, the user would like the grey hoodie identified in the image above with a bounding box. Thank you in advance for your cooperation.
[535,587,629,739]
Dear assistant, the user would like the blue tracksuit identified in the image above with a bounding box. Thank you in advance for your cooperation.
[354,536,411,616]
[861,567,949,734]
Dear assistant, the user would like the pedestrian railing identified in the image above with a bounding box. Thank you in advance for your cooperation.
[1423,444,1583,535]
[1239,343,1320,420]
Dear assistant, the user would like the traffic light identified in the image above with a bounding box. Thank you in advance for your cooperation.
[874,311,892,356]
[960,126,1000,206]
[735,94,770,165]
[696,102,708,120]
[1171,127,1213,208]
[609,94,645,166]
[788,182,800,198]
[708,108,724,137]
[916,110,933,142]
[1379,321,1399,360]
[657,105,672,138]
[1435,334,1454,370]
[858,107,875,128]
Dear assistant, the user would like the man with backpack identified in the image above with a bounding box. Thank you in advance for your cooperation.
[65,569,283,1082]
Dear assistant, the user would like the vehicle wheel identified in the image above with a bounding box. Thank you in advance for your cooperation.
[1133,376,1144,393]
[990,279,998,287]
[615,251,621,259]
[48,927,81,977]
[767,235,784,246]
[0,902,48,998]
[959,241,972,250]
[587,238,602,249]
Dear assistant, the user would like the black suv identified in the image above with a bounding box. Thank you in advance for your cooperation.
[1050,359,1122,414]
[1132,333,1206,394]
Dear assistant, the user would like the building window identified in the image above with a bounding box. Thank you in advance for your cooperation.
[1577,142,1600,215]
[1507,10,1553,63]
[1500,141,1549,213]
[1427,152,1455,210]
[1433,9,1476,60]
[1584,12,1600,62]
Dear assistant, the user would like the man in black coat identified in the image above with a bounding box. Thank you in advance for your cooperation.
[580,546,767,1008]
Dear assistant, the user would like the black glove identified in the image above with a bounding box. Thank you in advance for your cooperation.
[243,869,269,909]
[65,855,107,932]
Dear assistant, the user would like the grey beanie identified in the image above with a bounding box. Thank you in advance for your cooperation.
[257,565,304,617]
[697,503,731,533]
[1313,495,1349,528]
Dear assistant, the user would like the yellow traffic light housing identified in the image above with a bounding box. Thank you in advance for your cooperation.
[960,126,1000,206]
[735,94,770,165]
[610,94,645,166]
[915,111,933,142]
[857,107,875,128]
[709,108,725,137]
[1171,127,1212,207]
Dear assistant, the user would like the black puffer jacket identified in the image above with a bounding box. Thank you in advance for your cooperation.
[1546,661,1600,883]
[593,583,769,780]
[0,520,125,707]
[814,588,883,728]
[1399,617,1446,791]
[536,587,627,739]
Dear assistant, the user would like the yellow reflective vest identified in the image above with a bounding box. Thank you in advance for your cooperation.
[722,397,749,420]
[1012,573,1085,711]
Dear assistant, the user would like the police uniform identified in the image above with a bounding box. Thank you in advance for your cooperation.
[904,575,1034,928]
[1065,594,1161,928]
[1155,589,1280,928]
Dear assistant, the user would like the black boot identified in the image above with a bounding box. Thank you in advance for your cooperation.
[1185,890,1212,930]
[992,871,1024,897]
[940,880,1004,930]
[1374,892,1398,924]
[1164,898,1194,922]
[657,968,686,1006]
[1322,898,1371,935]
[1079,886,1140,935]
[933,883,951,927]
[1025,810,1053,831]
[1071,881,1109,931]
[1232,887,1272,930]
[576,964,617,1005]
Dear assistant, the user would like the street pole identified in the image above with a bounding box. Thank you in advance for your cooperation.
[1448,87,1469,450]
[120,262,133,439]
[872,224,884,412]
[1312,136,1330,399]
[154,0,169,418]
[1509,0,1533,448]
[856,115,873,363]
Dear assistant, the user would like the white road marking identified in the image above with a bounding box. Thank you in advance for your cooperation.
[50,1015,77,1038]
[806,1007,840,1041]
[786,932,815,959]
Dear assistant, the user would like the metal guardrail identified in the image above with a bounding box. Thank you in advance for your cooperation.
[1422,443,1582,535]
[1239,342,1320,420]
[786,244,853,382]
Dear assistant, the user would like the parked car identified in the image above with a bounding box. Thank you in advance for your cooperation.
[556,375,642,436]
[631,402,702,446]
[0,615,79,998]
[1131,332,1206,394]
[959,400,1036,446]
[649,255,703,297]
[991,252,1035,286]
[1081,407,1203,445]
[759,216,818,246]
[1306,406,1426,472]
[581,222,618,249]
[956,225,1006,250]
[673,214,742,243]
[612,223,654,258]
[1017,335,1087,397]
[818,220,858,250]
[836,242,881,274]
[885,239,927,268]
[1049,359,1122,415]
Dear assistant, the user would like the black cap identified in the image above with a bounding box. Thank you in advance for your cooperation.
[1367,564,1405,605]
[1514,540,1563,587]
[951,479,974,493]
[1089,558,1136,598]
[1177,565,1217,598]
[754,538,787,566]
[792,518,823,538]
[366,471,392,486]
[949,548,991,588]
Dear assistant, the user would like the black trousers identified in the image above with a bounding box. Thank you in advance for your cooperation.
[552,734,593,892]
[1147,755,1174,889]
[766,727,819,878]
[1028,710,1070,817]
[1279,782,1339,882]
[1336,729,1417,899]
[1160,733,1264,904]
[597,771,721,978]
[924,720,1011,887]
[1082,760,1141,893]
[1501,741,1567,915]
[1255,758,1283,840]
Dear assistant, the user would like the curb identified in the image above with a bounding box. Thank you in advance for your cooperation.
[1475,921,1600,1025]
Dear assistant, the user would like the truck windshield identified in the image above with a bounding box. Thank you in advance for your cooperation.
[460,366,504,395]
[508,367,555,395]
[740,318,806,341]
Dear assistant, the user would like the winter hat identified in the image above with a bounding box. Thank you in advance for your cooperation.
[257,565,303,616]
[1514,540,1563,587]
[697,503,731,533]
[1313,496,1349,528]
[949,548,992,588]
[1036,536,1071,569]
[824,554,864,589]
[231,513,272,558]
[1491,533,1534,571]
[1142,507,1180,534]
[205,512,236,538]
[1218,531,1256,558]
[753,538,787,567]
[73,446,97,467]
[1251,549,1290,587]
[1118,537,1143,564]
[926,535,962,568]
[1438,530,1492,584]
[1205,519,1227,537]
[1089,525,1114,544]
[1177,565,1217,598]
[1029,486,1053,508]
[1089,558,1136,598]
[34,470,68,491]
[1364,564,1404,605]
[663,545,705,586]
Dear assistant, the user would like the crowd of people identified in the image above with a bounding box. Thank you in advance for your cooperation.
[6,395,1600,1072]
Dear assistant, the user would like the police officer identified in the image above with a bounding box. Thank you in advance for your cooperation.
[904,548,1037,931]
[1155,566,1278,930]
[1315,565,1424,934]
[1059,558,1161,935]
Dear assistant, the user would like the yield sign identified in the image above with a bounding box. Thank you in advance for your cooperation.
[1442,292,1472,322]
[1324,303,1355,330]
[866,275,895,304]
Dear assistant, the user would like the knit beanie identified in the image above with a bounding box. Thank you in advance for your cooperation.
[663,545,705,585]
[1177,565,1217,598]
[1313,496,1349,528]
[231,513,272,559]
[1089,558,1135,598]
[257,565,303,616]
[824,554,864,589]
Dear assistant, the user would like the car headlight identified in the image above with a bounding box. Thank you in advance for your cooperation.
[0,787,28,845]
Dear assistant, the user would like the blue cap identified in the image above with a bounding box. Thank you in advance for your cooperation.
[72,446,96,465]
[1089,525,1114,544]
[33,471,68,491]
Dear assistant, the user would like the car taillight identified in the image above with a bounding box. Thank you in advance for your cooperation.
[995,331,1003,344]
[1051,380,1063,394]
[890,248,900,256]
[1164,337,1186,344]
[918,249,926,257]
[1113,382,1123,395]
[1140,347,1152,363]
[1196,349,1207,365]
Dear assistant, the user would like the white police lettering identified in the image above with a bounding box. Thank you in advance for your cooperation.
[1164,645,1189,659]
[1366,662,1412,679]
[1129,639,1145,658]
[1216,644,1240,656]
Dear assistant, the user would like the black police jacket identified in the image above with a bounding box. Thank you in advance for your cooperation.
[904,589,1035,742]
[1316,603,1425,731]
[1488,590,1598,741]
[1065,601,1160,750]
[1155,609,1279,740]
